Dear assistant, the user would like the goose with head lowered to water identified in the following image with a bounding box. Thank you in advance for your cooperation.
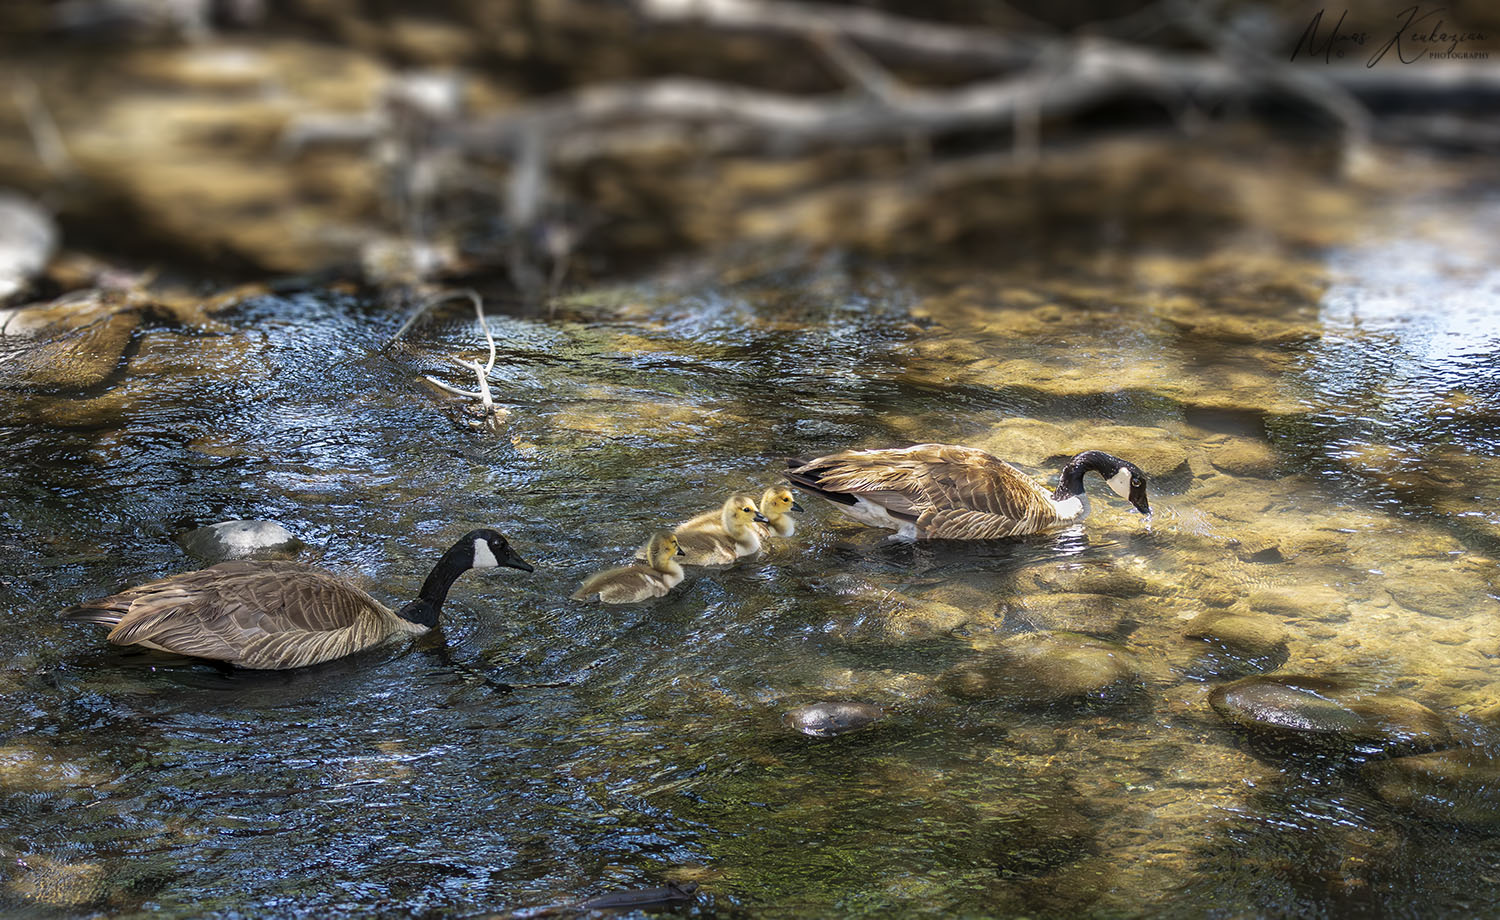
[785,444,1150,540]
[62,529,534,670]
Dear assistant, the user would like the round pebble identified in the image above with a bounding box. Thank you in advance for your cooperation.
[784,702,885,738]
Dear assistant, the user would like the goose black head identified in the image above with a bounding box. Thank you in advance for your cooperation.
[463,529,535,572]
[1102,460,1150,515]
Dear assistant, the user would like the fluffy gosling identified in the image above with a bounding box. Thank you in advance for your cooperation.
[571,531,686,604]
[754,486,804,539]
[673,494,769,565]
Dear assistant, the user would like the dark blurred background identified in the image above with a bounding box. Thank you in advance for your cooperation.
[1,0,1498,296]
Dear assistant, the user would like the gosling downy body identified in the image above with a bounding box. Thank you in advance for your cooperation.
[786,444,1149,540]
[754,486,804,539]
[572,531,686,604]
[62,529,533,670]
[672,494,769,565]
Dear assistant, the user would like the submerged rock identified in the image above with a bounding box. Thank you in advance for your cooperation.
[177,520,302,563]
[1003,592,1136,637]
[1201,434,1278,478]
[6,854,109,909]
[1364,749,1500,826]
[0,293,142,391]
[1181,611,1288,677]
[1015,565,1156,598]
[946,631,1141,706]
[784,702,885,738]
[1209,676,1451,754]
[0,287,235,392]
[971,418,1189,479]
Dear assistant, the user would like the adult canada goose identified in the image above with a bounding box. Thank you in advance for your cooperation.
[571,531,686,604]
[754,486,804,539]
[672,494,770,565]
[61,529,533,670]
[785,444,1150,540]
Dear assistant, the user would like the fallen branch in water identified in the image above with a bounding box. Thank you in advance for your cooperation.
[387,289,509,431]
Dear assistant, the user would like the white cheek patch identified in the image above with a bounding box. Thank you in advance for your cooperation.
[1107,467,1134,500]
[472,539,499,569]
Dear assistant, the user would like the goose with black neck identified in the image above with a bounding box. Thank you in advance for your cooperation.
[786,443,1150,540]
[62,528,534,670]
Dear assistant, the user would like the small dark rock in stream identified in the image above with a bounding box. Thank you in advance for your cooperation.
[784,702,885,738]
[1209,676,1451,755]
[1364,749,1500,826]
[944,631,1142,706]
[176,520,302,562]
[579,881,699,911]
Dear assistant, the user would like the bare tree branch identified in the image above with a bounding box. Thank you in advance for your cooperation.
[636,0,1042,68]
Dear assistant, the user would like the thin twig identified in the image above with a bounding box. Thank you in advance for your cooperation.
[400,289,506,429]
[383,287,483,351]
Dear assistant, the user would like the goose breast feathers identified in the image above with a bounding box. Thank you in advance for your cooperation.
[787,443,1062,539]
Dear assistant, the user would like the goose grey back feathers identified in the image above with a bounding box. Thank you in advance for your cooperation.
[62,528,534,670]
[786,443,1149,540]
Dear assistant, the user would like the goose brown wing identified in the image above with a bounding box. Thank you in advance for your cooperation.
[787,447,931,519]
[100,562,392,664]
[793,444,1056,538]
[912,446,1058,538]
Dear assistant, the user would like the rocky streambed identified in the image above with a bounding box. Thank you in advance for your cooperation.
[0,152,1497,918]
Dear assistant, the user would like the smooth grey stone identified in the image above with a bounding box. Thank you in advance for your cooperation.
[1365,749,1500,826]
[1209,676,1451,754]
[177,520,302,563]
[784,701,885,738]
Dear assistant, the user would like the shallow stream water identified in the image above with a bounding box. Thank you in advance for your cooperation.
[1,155,1498,918]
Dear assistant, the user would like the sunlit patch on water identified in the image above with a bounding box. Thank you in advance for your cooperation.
[1,169,1499,918]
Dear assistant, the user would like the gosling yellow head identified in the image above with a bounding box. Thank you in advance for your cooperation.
[644,531,686,571]
[758,486,804,537]
[723,493,770,532]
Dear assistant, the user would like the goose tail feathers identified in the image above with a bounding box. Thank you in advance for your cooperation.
[59,602,127,628]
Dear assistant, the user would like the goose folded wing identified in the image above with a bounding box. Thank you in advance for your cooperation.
[795,450,928,519]
[911,451,1056,538]
[105,563,386,658]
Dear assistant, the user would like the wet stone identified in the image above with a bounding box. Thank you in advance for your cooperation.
[1015,565,1156,598]
[177,520,302,563]
[1201,435,1278,479]
[784,701,885,738]
[946,631,1142,706]
[1209,676,1451,755]
[1003,593,1136,637]
[1365,749,1500,826]
[1182,611,1288,664]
